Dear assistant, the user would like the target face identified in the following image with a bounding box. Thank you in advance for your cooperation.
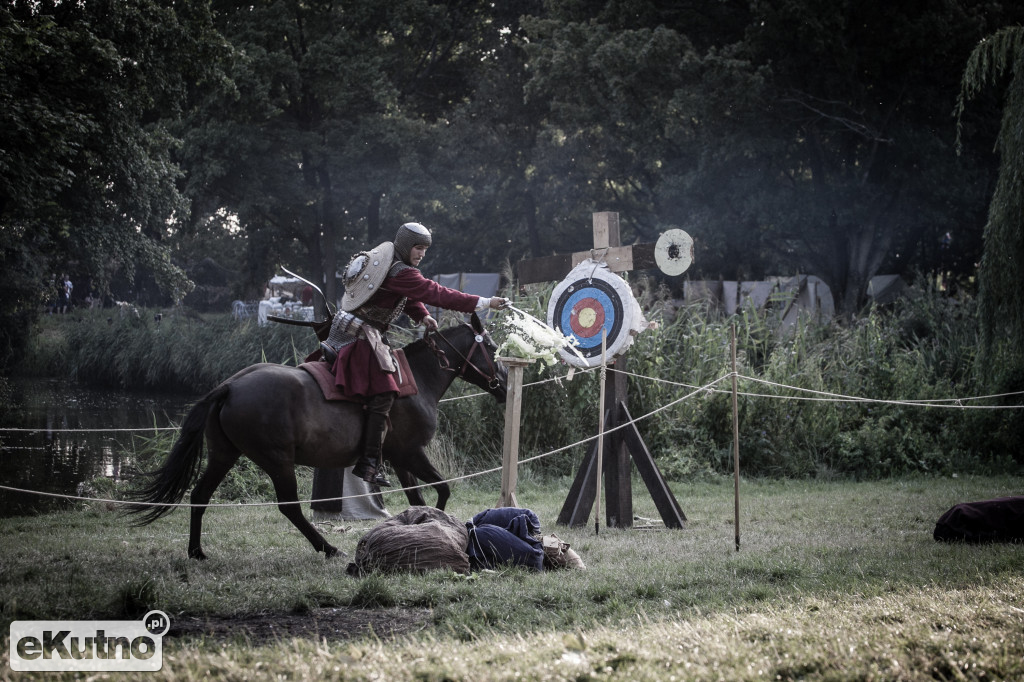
[553,280,623,356]
[548,260,643,367]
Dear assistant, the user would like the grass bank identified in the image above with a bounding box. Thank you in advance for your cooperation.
[1,475,1022,680]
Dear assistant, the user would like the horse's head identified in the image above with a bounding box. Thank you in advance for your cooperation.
[430,312,507,402]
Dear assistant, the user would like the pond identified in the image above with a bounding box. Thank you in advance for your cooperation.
[0,378,194,517]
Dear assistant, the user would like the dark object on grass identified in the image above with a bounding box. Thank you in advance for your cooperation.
[933,496,1024,543]
[126,314,506,560]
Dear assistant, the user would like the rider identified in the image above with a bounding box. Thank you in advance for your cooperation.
[326,221,508,487]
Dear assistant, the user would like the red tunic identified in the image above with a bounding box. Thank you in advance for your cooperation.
[331,266,482,398]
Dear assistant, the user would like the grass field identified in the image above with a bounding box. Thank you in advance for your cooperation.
[1,474,1022,680]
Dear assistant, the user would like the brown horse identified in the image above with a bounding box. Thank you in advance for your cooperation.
[128,313,506,559]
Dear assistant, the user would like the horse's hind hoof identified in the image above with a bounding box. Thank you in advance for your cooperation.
[324,546,346,559]
[188,548,208,561]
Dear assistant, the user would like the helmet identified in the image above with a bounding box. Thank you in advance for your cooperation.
[394,222,432,265]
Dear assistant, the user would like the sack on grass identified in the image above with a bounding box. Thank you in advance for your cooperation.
[347,506,470,575]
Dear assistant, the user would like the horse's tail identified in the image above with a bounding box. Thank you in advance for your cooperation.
[125,384,230,525]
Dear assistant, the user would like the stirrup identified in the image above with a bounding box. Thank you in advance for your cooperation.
[371,472,392,488]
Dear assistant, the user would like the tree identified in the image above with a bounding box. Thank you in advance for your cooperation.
[178,0,504,307]
[0,0,221,368]
[956,26,1024,374]
[515,0,1018,311]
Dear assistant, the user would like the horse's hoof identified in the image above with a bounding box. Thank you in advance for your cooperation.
[188,548,208,561]
[323,546,347,560]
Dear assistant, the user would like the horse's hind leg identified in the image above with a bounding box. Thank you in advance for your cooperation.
[266,463,339,558]
[394,467,427,507]
[187,435,241,560]
[394,452,451,510]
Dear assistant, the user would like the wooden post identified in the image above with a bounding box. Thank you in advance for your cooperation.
[731,324,741,551]
[594,330,607,535]
[497,357,533,508]
[516,211,686,530]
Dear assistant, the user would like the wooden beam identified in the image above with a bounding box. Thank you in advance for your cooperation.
[515,253,572,286]
[515,242,658,285]
[619,403,687,528]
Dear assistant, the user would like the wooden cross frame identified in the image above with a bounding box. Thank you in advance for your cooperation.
[515,212,686,530]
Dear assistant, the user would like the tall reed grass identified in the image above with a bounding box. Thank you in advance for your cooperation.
[19,285,1024,481]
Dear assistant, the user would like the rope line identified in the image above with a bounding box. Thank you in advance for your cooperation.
[0,366,600,434]
[0,426,179,433]
[0,374,732,508]
[2,361,1022,505]
[735,374,1024,409]
[606,367,1024,409]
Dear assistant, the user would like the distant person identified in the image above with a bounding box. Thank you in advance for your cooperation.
[61,275,73,313]
[46,274,60,314]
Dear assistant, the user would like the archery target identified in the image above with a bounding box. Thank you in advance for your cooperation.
[547,259,645,368]
[655,228,694,276]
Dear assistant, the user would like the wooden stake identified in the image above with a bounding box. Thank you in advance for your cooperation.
[595,329,607,535]
[497,357,532,508]
[731,324,740,551]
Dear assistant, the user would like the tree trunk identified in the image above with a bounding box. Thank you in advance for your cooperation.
[317,164,340,314]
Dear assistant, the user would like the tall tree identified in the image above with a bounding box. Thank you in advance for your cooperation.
[0,0,220,368]
[956,26,1024,374]
[179,0,501,305]
[516,0,1018,311]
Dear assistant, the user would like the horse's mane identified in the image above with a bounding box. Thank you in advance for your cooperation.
[400,323,471,355]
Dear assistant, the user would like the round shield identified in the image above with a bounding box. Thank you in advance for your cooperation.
[341,241,395,312]
[547,260,644,368]
[655,228,694,276]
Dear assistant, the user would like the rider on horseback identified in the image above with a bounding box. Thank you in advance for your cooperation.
[327,221,508,487]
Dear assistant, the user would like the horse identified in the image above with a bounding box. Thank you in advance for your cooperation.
[128,313,507,559]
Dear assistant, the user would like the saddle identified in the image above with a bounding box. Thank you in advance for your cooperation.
[300,350,418,402]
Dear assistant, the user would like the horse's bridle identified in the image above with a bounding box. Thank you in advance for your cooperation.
[426,325,504,391]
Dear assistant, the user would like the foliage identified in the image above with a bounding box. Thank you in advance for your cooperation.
[21,308,317,393]
[0,0,224,370]
[956,25,1024,380]
[20,282,1023,480]
[490,283,1021,481]
[518,1,1021,313]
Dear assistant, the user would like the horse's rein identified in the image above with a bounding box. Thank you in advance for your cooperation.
[426,325,503,390]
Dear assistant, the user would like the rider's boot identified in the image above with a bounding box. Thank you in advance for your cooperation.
[352,394,395,487]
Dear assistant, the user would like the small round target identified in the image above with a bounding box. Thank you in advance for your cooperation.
[655,229,694,276]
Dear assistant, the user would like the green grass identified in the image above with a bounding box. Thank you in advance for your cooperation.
[1,475,1022,680]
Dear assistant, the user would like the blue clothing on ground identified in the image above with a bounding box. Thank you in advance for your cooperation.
[466,507,544,571]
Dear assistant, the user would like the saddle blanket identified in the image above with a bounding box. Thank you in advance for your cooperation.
[300,350,417,402]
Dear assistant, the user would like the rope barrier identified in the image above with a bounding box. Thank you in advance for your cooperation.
[0,374,733,509]
[607,366,1024,407]
[0,366,601,433]
[2,360,1021,508]
[0,426,179,433]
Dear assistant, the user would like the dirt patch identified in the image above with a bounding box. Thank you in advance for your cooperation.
[168,607,433,646]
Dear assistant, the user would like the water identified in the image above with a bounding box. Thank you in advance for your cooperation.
[0,378,193,517]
